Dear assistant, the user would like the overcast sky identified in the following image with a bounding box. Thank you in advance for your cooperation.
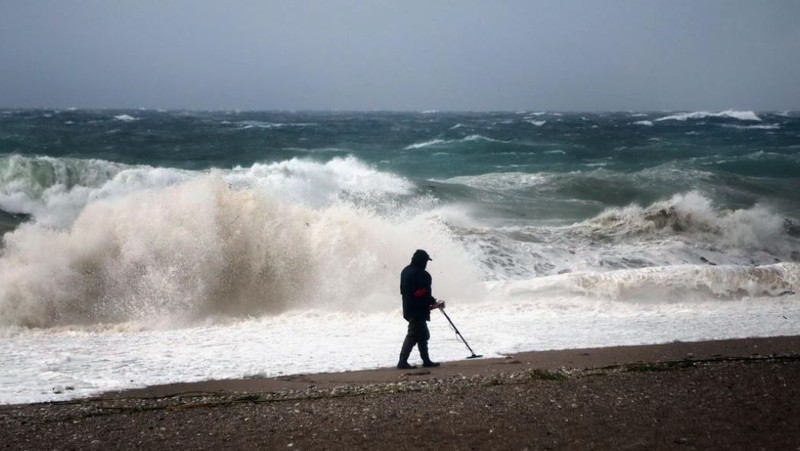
[1,1,798,111]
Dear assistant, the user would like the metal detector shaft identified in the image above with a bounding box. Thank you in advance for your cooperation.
[440,309,481,358]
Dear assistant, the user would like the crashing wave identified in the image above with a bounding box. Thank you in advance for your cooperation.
[0,175,478,328]
[583,191,796,255]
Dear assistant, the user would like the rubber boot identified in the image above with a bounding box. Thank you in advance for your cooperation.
[419,341,440,368]
[397,335,417,369]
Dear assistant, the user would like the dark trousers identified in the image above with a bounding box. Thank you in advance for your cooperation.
[398,319,432,364]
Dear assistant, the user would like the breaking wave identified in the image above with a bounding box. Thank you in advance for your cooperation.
[583,191,796,254]
[457,191,800,281]
[0,154,413,228]
[492,263,799,303]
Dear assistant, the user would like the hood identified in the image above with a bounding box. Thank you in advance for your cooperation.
[411,249,432,269]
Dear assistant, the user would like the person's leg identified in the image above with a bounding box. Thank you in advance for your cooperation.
[397,321,418,369]
[416,321,439,367]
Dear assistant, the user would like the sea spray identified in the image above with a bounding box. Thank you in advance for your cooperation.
[0,176,480,328]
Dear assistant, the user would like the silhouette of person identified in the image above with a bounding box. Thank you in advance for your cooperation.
[397,249,444,369]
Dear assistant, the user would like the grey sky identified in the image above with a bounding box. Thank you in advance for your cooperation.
[1,1,798,111]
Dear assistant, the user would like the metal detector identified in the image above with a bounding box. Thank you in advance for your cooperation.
[440,308,482,359]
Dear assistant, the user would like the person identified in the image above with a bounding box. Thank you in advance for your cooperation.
[397,249,445,369]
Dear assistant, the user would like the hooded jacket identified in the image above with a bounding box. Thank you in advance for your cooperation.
[400,251,437,321]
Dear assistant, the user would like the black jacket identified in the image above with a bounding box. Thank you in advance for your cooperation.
[400,256,437,321]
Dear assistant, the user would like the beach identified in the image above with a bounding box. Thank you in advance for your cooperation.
[2,335,798,450]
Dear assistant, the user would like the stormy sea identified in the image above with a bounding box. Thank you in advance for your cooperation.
[1,109,798,404]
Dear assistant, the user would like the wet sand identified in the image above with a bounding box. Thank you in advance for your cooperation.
[2,336,798,450]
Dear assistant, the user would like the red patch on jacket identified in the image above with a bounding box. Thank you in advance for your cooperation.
[414,288,428,298]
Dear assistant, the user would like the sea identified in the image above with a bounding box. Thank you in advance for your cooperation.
[1,109,798,404]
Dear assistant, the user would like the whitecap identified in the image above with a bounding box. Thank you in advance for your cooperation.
[463,134,505,143]
[405,134,505,150]
[655,110,761,122]
[235,121,315,130]
[405,138,448,150]
[724,123,781,130]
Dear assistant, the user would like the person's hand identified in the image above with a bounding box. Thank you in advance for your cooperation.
[436,300,445,310]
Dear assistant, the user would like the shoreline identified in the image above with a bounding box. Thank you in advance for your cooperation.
[100,334,800,400]
[2,335,799,449]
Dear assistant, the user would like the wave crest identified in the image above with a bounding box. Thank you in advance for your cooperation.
[586,191,795,254]
[655,110,761,122]
[404,134,506,150]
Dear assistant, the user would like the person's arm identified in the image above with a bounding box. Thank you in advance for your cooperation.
[420,272,444,309]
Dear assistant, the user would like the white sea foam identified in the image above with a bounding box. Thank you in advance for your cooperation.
[655,110,761,122]
[464,134,504,143]
[438,172,547,192]
[492,263,799,302]
[235,121,315,130]
[633,120,653,126]
[526,120,547,127]
[724,123,781,130]
[113,114,138,122]
[404,135,504,150]
[405,138,448,150]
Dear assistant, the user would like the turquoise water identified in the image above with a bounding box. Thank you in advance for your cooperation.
[2,110,799,220]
